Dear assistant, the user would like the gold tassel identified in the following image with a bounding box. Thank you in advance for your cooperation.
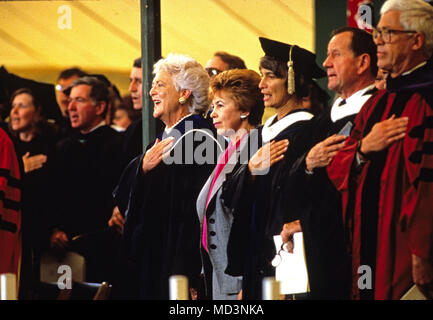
[287,45,295,95]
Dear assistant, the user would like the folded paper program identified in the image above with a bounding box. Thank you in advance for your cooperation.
[273,232,310,295]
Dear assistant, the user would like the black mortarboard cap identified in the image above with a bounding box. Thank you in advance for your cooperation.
[259,37,326,80]
[0,66,63,122]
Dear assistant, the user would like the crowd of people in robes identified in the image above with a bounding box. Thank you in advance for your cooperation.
[1,0,433,301]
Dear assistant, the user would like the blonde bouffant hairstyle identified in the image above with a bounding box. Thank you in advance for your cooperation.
[210,69,264,126]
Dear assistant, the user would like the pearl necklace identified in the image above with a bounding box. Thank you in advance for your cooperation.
[164,113,193,134]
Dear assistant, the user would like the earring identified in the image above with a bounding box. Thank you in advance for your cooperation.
[179,97,186,105]
[240,114,247,120]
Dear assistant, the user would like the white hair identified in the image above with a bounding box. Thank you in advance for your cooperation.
[381,0,433,58]
[153,53,210,114]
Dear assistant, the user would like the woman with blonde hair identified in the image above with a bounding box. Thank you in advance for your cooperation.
[197,69,264,300]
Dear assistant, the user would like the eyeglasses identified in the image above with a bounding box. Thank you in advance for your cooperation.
[372,27,417,43]
[206,67,222,77]
[56,84,66,92]
[271,243,289,267]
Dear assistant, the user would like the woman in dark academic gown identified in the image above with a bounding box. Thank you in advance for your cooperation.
[115,54,220,299]
[8,88,60,298]
[224,37,326,299]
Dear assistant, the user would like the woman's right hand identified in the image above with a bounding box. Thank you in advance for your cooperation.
[248,139,289,175]
[22,152,47,173]
[142,137,174,174]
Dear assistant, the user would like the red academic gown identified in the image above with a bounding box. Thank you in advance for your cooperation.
[0,127,21,275]
[328,62,433,300]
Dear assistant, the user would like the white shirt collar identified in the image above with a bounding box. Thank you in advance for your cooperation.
[401,61,428,76]
[331,84,375,123]
[85,120,106,134]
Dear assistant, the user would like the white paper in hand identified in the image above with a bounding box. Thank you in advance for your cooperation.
[273,232,310,295]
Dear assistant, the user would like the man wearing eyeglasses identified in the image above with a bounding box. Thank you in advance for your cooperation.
[205,51,247,78]
[56,68,88,115]
[55,68,88,138]
[204,52,247,120]
[328,0,433,300]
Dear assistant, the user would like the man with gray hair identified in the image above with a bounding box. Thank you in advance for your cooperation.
[328,0,433,299]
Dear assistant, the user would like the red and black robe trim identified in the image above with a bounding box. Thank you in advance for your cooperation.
[409,142,433,164]
[0,215,18,233]
[0,168,21,189]
[358,91,412,300]
[0,168,21,211]
[414,168,433,188]
[408,116,433,139]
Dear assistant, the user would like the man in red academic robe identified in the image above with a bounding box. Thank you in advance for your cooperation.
[0,125,21,275]
[328,0,433,300]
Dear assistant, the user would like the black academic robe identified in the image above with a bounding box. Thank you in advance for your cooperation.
[12,124,60,244]
[51,125,123,283]
[56,114,73,141]
[120,118,143,171]
[224,109,315,300]
[117,114,219,299]
[273,110,357,300]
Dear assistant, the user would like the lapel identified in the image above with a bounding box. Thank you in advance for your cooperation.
[196,172,213,224]
[196,134,250,222]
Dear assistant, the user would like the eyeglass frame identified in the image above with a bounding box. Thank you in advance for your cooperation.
[271,243,290,267]
[372,27,417,43]
[205,67,223,77]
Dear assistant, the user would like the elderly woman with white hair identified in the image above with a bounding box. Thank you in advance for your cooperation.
[113,53,220,300]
